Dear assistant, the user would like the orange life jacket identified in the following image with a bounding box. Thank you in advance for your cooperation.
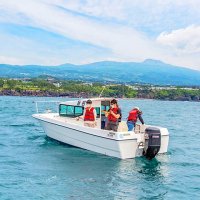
[84,107,95,121]
[108,107,118,122]
[127,109,138,122]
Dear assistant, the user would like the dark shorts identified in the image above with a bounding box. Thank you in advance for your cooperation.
[105,121,119,132]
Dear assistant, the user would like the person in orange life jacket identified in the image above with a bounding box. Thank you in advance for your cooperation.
[105,99,122,132]
[76,99,97,128]
[127,107,144,131]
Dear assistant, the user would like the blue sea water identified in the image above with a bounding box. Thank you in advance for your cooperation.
[0,96,200,200]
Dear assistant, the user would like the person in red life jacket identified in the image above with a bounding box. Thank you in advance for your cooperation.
[127,107,144,131]
[105,99,122,132]
[77,99,97,128]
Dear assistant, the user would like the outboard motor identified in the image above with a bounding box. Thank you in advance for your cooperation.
[143,127,161,160]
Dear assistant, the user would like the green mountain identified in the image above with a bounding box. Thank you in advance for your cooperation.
[0,59,200,85]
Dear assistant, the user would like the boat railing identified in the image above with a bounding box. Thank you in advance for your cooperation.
[134,124,146,134]
[34,101,61,114]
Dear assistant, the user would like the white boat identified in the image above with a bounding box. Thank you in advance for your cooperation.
[32,98,169,159]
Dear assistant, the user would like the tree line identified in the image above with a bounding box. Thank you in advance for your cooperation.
[0,78,200,101]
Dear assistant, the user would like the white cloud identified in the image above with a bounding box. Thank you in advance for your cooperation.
[0,0,163,61]
[50,0,200,33]
[0,0,200,70]
[157,25,200,55]
[49,0,127,21]
[46,0,200,21]
[0,56,23,65]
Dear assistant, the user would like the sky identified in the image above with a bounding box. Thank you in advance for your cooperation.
[0,0,200,70]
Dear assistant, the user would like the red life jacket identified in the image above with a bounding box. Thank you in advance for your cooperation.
[108,107,118,122]
[84,107,95,121]
[127,109,138,122]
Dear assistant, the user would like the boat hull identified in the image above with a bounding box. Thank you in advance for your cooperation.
[39,120,142,159]
[37,118,169,159]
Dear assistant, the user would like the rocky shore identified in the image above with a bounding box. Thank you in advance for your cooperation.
[0,89,199,102]
[0,89,94,98]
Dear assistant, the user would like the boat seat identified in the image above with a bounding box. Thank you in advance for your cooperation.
[117,121,128,132]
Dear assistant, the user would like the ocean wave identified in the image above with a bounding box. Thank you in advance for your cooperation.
[0,143,7,147]
[2,123,36,127]
[27,135,44,141]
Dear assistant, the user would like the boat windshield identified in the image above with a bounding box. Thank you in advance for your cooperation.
[59,104,84,117]
[59,104,101,118]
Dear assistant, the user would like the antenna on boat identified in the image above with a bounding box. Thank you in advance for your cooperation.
[99,86,106,98]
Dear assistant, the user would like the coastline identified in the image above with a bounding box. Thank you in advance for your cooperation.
[0,89,199,102]
[1,78,200,102]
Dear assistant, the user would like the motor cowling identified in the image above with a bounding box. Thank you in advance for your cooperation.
[143,127,161,160]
